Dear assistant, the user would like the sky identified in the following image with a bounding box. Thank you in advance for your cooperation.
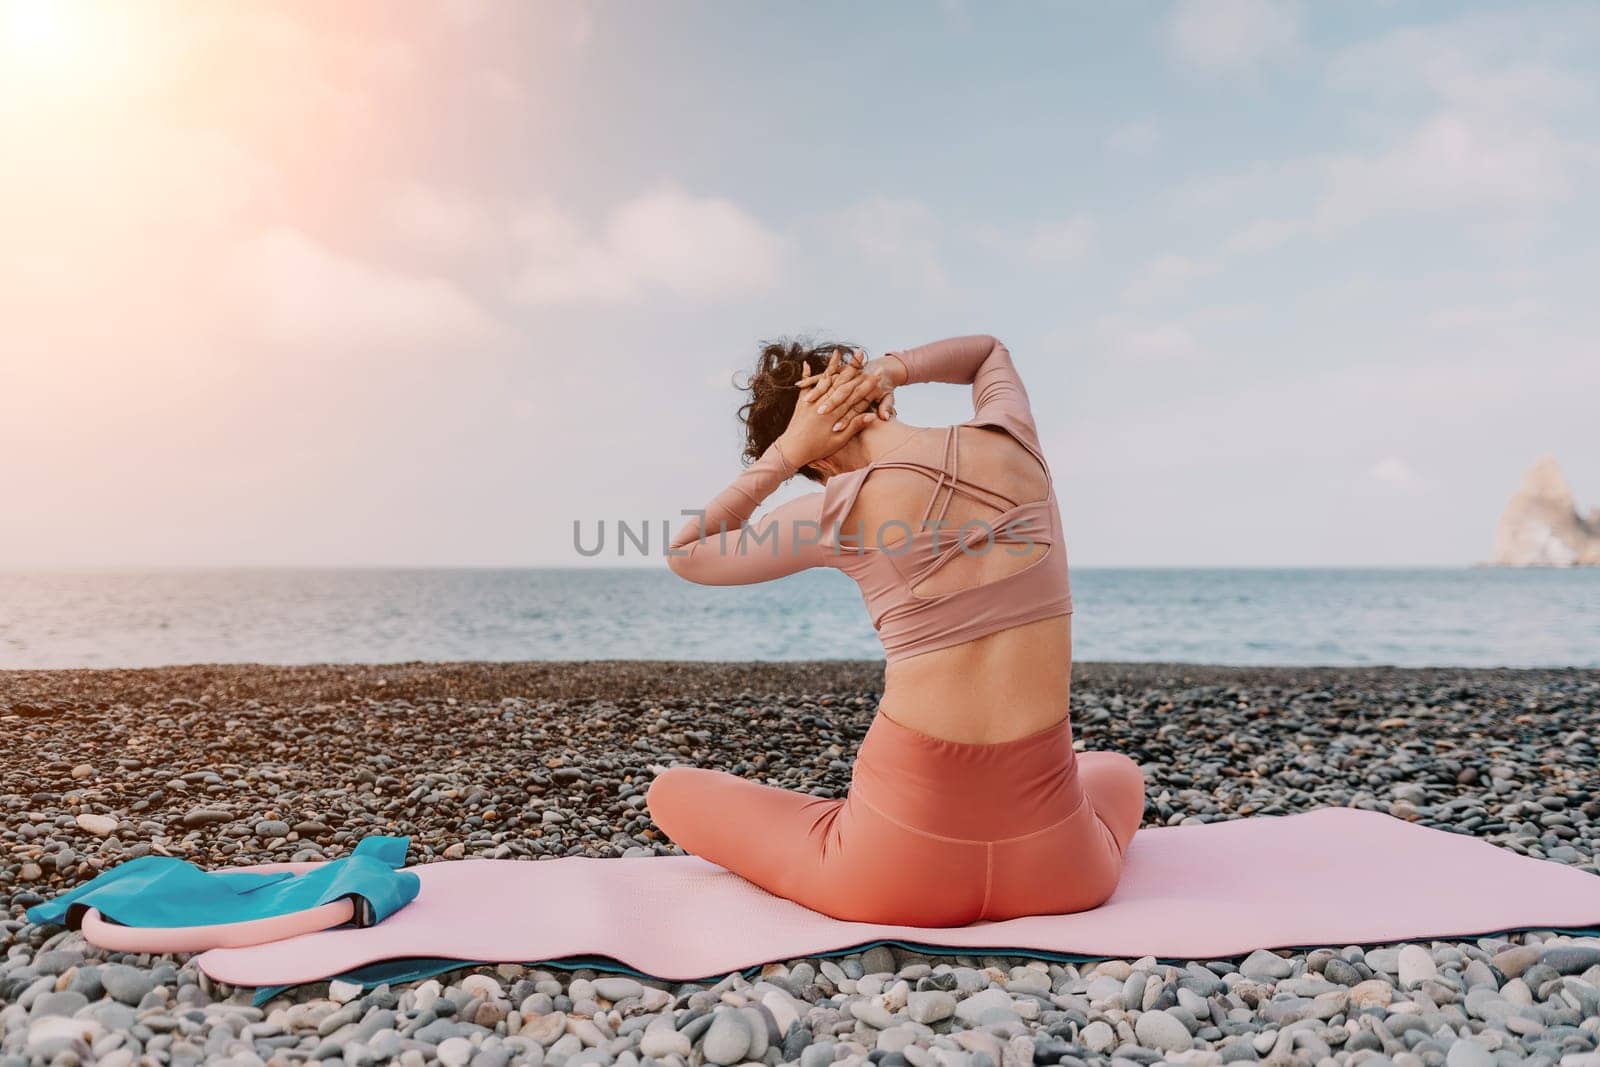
[0,0,1596,569]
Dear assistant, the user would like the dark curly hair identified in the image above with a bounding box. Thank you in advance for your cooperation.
[736,337,872,484]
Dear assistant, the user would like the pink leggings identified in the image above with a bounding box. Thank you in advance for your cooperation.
[646,711,1144,927]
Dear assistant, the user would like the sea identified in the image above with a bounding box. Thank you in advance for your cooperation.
[0,567,1596,670]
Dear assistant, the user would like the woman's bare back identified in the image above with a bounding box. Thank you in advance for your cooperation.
[842,423,1074,743]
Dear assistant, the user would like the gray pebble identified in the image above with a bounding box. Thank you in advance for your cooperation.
[32,950,84,977]
[1239,950,1292,981]
[1540,945,1600,974]
[1322,958,1361,986]
[29,991,89,1019]
[80,1001,136,1032]
[861,946,896,975]
[8,666,1599,1067]
[1444,1040,1495,1067]
[701,1011,751,1066]
[1133,1011,1193,1053]
[801,1041,837,1067]
[954,988,1015,1026]
[592,977,644,1002]
[437,1036,473,1067]
[100,965,157,1007]
[907,990,956,1024]
[1397,944,1437,988]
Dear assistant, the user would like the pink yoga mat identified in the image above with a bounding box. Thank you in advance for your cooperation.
[197,809,1600,988]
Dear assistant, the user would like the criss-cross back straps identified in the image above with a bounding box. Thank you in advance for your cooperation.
[868,429,1022,519]
[866,462,1023,519]
[860,426,1046,590]
[924,425,960,528]
[907,494,1048,590]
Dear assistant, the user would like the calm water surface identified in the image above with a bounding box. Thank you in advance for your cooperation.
[0,567,1595,669]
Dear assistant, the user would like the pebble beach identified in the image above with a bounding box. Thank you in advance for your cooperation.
[2,660,1598,1067]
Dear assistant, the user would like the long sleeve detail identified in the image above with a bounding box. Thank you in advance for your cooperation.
[890,334,1038,444]
[666,443,830,585]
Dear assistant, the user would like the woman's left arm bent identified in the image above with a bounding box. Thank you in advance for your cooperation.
[666,447,832,585]
[667,348,878,586]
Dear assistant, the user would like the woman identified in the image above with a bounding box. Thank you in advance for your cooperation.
[648,334,1144,926]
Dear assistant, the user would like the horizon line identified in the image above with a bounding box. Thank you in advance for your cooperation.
[0,562,1560,574]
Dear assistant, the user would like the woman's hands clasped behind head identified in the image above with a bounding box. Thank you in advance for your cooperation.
[777,347,903,469]
[800,347,905,426]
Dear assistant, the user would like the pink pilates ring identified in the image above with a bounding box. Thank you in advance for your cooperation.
[216,861,330,876]
[78,859,360,954]
[79,898,355,954]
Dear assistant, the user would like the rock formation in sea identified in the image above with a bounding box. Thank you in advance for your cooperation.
[1493,456,1600,566]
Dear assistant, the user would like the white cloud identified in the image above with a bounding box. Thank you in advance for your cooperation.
[1022,214,1097,263]
[1328,12,1598,116]
[938,0,974,32]
[609,189,781,297]
[1367,457,1425,494]
[1107,120,1160,155]
[386,181,497,258]
[1082,301,1266,363]
[1099,318,1202,361]
[1166,0,1302,73]
[190,6,412,131]
[1426,298,1540,330]
[513,200,627,304]
[1321,114,1576,226]
[825,196,948,290]
[1121,253,1218,305]
[228,226,500,351]
[474,69,527,107]
[439,2,591,49]
[1221,217,1303,256]
[512,186,782,305]
[437,0,498,25]
[1212,10,1598,258]
[1224,112,1583,254]
[973,212,1096,265]
[568,6,594,49]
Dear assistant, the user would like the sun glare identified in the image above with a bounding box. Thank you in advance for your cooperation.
[2,0,86,70]
[0,0,159,109]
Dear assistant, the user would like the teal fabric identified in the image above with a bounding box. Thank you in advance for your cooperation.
[27,836,418,931]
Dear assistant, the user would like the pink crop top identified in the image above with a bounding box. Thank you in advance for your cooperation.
[667,335,1072,663]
